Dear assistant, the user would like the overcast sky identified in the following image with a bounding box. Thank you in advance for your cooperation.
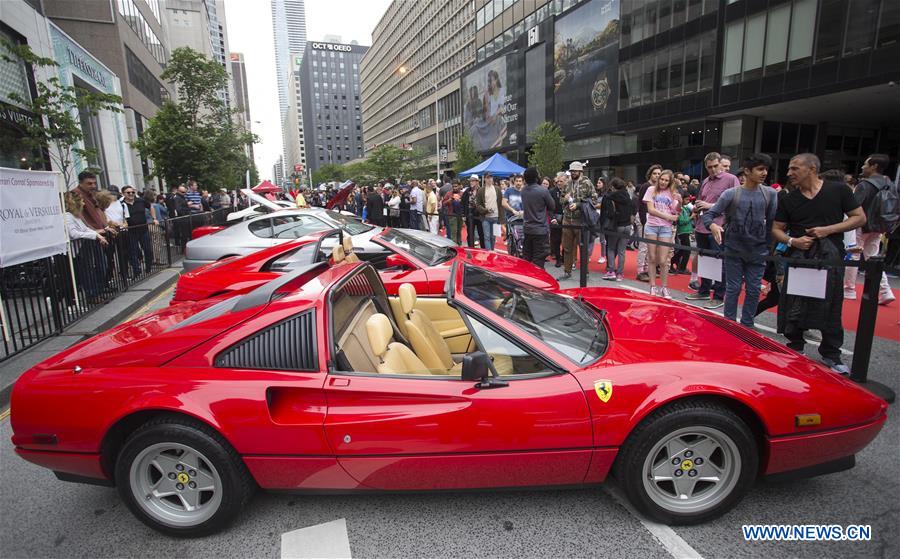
[224,0,392,179]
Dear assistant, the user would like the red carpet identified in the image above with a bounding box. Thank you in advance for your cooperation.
[458,227,899,342]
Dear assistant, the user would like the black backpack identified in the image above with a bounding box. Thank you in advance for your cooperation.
[860,176,899,234]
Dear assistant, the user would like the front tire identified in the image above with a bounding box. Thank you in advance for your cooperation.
[115,417,254,537]
[614,401,757,525]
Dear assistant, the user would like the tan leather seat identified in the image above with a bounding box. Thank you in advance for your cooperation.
[331,244,345,264]
[366,313,430,375]
[342,236,360,263]
[398,283,461,374]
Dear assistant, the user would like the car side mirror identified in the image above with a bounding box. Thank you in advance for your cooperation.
[386,254,412,269]
[461,351,490,382]
[461,352,508,388]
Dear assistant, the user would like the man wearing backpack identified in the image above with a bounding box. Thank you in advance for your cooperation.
[845,153,897,305]
[703,153,778,328]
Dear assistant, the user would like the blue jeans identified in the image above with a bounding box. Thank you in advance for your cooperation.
[409,210,422,230]
[696,232,725,299]
[481,217,498,250]
[724,254,766,327]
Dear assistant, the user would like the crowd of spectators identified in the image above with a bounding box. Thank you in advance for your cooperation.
[332,151,896,376]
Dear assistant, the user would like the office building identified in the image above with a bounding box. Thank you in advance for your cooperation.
[283,69,306,175]
[42,0,172,189]
[2,0,135,187]
[273,154,285,186]
[230,52,254,162]
[365,0,900,182]
[271,0,307,121]
[360,0,475,171]
[298,40,368,176]
[164,0,235,112]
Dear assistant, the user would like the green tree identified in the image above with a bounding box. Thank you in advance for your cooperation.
[341,161,375,184]
[528,121,566,178]
[453,132,481,175]
[312,163,344,185]
[133,47,257,189]
[366,144,411,181]
[1,39,122,188]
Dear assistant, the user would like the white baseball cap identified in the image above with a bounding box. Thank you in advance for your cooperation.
[568,161,585,172]
[468,174,480,180]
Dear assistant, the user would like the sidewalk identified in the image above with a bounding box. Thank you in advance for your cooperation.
[0,264,182,407]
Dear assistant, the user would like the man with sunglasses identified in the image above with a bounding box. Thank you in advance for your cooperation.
[122,186,158,277]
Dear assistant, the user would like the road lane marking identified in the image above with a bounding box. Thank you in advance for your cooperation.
[603,486,703,559]
[124,285,175,323]
[0,408,9,422]
[612,283,853,356]
[281,518,352,559]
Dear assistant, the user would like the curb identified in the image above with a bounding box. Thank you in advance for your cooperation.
[0,268,180,409]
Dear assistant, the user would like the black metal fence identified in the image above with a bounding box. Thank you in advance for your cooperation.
[0,207,229,362]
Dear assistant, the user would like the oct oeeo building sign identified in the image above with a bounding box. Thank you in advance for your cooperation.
[311,42,355,52]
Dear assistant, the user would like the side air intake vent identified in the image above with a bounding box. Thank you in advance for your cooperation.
[215,310,317,371]
[696,313,789,354]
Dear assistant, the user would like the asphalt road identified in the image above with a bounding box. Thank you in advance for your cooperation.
[1,282,897,559]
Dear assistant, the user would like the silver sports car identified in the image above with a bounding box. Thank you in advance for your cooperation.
[183,207,456,271]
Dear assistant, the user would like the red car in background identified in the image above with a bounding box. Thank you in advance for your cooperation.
[10,259,886,537]
[172,227,559,303]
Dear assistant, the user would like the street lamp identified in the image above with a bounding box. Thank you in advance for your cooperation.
[398,65,441,181]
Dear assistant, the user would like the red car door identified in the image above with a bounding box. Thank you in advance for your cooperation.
[323,357,593,490]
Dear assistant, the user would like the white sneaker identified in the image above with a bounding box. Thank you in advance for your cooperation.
[879,291,896,305]
[844,289,857,300]
[598,256,607,264]
[662,287,673,299]
[650,286,660,297]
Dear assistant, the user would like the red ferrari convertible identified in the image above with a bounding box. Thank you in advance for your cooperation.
[11,261,887,536]
[172,228,559,302]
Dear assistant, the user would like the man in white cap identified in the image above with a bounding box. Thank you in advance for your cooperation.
[559,161,597,280]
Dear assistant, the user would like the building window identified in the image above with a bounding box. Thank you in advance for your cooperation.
[722,20,744,85]
[788,0,816,67]
[764,3,791,73]
[815,0,847,63]
[843,0,879,55]
[878,1,900,48]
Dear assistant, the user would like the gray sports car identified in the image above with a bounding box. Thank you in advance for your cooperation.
[183,207,456,271]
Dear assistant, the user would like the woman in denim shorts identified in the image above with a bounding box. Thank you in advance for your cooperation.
[642,170,682,298]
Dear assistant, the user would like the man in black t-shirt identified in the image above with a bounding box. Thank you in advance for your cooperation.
[772,153,866,375]
[122,186,158,276]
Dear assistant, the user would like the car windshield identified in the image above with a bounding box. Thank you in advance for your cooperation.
[462,266,607,365]
[324,210,373,235]
[381,229,456,266]
[266,243,320,271]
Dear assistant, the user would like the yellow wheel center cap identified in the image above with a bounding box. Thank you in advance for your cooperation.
[680,459,694,471]
[177,472,189,484]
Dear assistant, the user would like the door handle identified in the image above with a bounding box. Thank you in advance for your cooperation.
[329,378,350,387]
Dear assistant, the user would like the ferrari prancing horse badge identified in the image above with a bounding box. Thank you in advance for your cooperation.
[594,380,613,403]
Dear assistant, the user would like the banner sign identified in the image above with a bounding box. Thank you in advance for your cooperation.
[0,167,67,267]
[554,0,620,135]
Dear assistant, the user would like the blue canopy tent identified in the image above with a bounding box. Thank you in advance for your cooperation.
[458,153,525,178]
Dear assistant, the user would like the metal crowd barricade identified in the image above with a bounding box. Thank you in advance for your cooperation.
[0,207,230,363]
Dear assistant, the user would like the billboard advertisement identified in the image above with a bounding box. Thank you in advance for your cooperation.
[462,55,520,152]
[554,0,620,135]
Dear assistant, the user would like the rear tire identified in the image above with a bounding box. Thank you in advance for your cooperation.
[115,417,255,537]
[614,400,757,525]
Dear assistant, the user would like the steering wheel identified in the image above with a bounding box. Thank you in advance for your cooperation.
[497,291,519,319]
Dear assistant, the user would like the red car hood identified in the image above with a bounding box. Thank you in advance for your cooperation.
[452,248,559,290]
[568,286,868,385]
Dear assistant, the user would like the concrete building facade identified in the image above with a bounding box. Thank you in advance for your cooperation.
[1,0,134,189]
[298,40,368,176]
[360,0,476,171]
[42,0,172,189]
